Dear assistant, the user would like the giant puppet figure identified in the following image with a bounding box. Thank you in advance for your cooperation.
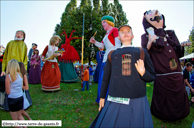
[141,10,190,121]
[41,35,62,91]
[1,30,28,76]
[89,15,121,103]
[59,30,82,82]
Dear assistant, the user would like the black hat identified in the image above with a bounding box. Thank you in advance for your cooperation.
[32,43,38,46]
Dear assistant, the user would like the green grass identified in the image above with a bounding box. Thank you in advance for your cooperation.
[0,79,193,128]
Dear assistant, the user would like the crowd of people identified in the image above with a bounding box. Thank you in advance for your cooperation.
[0,9,193,127]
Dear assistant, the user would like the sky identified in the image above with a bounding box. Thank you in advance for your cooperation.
[1,0,193,54]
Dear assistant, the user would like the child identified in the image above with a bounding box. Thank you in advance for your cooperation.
[41,35,62,91]
[90,25,155,127]
[81,66,89,91]
[5,59,25,121]
[28,49,41,84]
[18,62,32,120]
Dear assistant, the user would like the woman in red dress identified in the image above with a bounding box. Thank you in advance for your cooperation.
[41,35,62,91]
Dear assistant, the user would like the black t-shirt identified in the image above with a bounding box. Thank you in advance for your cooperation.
[183,68,190,84]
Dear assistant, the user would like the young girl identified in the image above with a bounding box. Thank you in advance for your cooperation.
[5,59,25,121]
[41,35,62,91]
[28,49,41,84]
[18,62,32,120]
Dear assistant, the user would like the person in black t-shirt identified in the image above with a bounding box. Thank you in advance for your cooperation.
[183,62,194,96]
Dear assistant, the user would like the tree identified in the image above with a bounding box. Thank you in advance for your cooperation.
[54,0,128,64]
[184,27,194,54]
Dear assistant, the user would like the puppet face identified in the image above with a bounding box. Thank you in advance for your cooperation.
[34,50,38,55]
[33,45,37,49]
[98,47,104,51]
[15,31,24,40]
[144,10,163,29]
[102,20,111,31]
[118,26,134,43]
[55,40,60,46]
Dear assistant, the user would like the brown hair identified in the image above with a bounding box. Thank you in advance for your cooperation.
[18,62,27,77]
[33,49,39,55]
[50,35,61,46]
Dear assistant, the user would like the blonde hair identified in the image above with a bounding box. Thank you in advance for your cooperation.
[105,20,114,27]
[49,35,61,46]
[6,59,22,82]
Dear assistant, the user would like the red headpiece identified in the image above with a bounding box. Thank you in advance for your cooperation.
[59,30,82,63]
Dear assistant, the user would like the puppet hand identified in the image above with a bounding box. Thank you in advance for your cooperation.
[191,88,194,93]
[98,98,105,111]
[135,59,145,76]
[42,57,46,62]
[53,53,60,57]
[89,37,96,44]
[1,71,5,76]
[147,34,157,50]
[148,34,157,43]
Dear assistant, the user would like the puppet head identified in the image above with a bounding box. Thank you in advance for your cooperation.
[61,30,81,45]
[101,15,115,31]
[118,25,134,44]
[33,49,39,55]
[143,10,166,32]
[50,35,61,46]
[32,43,38,49]
[14,30,25,41]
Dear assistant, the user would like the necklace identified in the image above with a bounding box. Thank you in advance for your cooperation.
[51,45,55,53]
[157,31,168,42]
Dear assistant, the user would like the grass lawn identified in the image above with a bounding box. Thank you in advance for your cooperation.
[0,79,193,128]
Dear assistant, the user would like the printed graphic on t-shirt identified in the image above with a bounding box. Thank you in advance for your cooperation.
[122,54,131,76]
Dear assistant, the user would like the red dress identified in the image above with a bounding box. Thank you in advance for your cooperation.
[41,45,61,91]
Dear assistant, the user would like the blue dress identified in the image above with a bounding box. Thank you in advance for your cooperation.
[93,51,105,82]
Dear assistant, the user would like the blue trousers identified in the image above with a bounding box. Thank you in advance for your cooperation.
[82,81,89,91]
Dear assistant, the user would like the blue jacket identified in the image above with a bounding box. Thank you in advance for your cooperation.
[190,73,194,88]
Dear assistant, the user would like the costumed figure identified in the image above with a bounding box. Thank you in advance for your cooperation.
[41,35,62,91]
[89,15,121,103]
[1,30,28,76]
[27,43,37,74]
[90,25,155,127]
[28,49,41,84]
[58,30,81,82]
[0,53,3,74]
[141,10,190,121]
[93,47,105,82]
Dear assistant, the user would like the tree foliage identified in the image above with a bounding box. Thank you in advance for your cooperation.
[54,0,128,64]
[184,27,194,54]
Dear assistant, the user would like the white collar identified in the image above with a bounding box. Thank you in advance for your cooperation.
[121,44,133,48]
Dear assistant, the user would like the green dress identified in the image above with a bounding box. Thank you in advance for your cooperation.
[2,40,28,71]
[59,62,78,82]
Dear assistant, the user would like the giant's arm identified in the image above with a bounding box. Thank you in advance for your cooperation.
[112,27,121,49]
[2,42,10,72]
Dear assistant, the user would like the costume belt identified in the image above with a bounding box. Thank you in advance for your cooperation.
[156,72,182,76]
[107,95,130,105]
